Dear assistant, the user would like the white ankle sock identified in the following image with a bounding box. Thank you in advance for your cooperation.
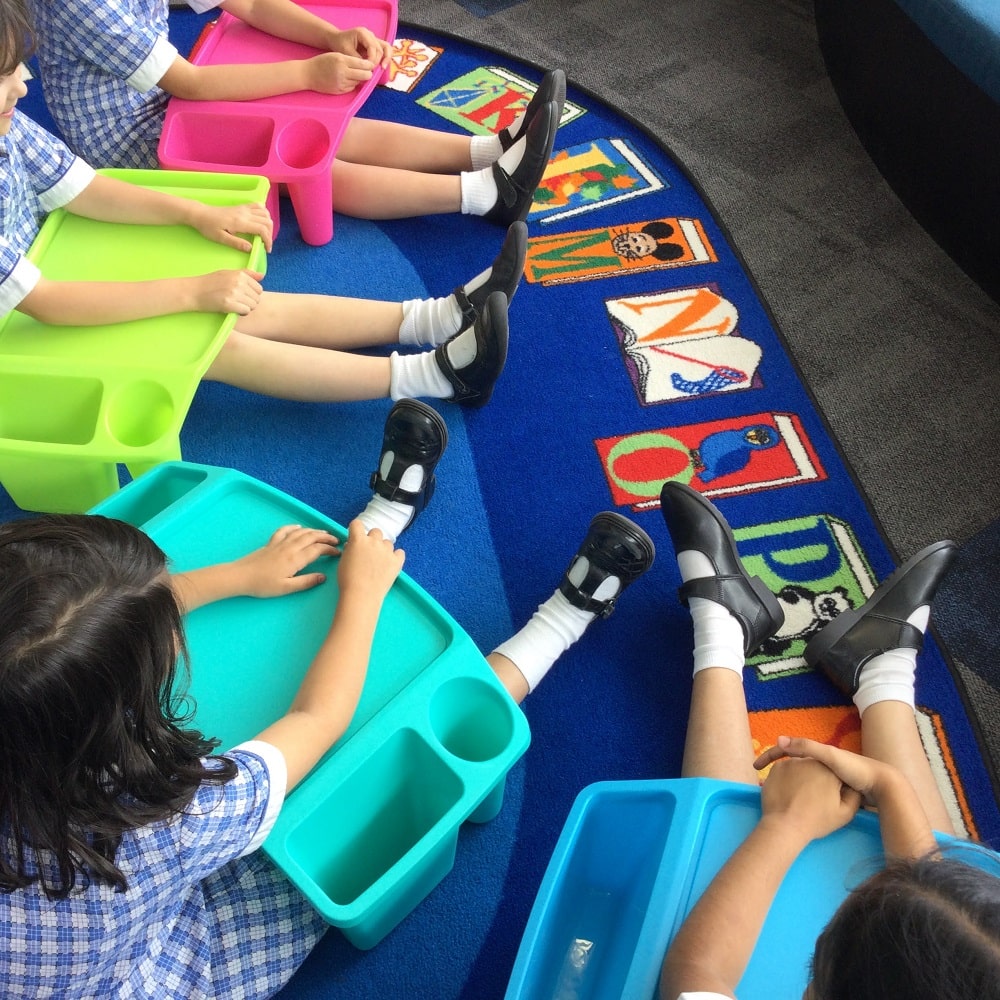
[491,558,620,693]
[357,461,425,542]
[470,133,504,169]
[389,350,453,401]
[399,296,463,347]
[677,549,746,675]
[460,133,529,215]
[853,606,929,715]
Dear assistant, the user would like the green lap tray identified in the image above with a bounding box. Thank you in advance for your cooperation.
[0,169,269,514]
[91,461,531,949]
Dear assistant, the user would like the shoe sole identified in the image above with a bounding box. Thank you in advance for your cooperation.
[803,539,958,670]
[389,398,449,455]
[590,511,656,571]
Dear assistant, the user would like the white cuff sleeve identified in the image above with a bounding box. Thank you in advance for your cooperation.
[127,35,180,93]
[187,0,222,13]
[39,158,96,214]
[0,256,41,316]
[231,739,289,856]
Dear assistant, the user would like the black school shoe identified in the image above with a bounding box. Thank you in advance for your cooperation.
[499,69,567,151]
[659,481,784,655]
[435,290,508,408]
[452,221,527,328]
[484,101,558,225]
[804,539,958,695]
[558,512,656,618]
[369,399,448,532]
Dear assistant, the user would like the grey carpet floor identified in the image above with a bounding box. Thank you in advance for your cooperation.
[404,0,1000,786]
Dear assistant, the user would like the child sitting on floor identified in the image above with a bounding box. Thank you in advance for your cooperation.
[26,0,564,225]
[656,481,1000,1000]
[0,1,526,409]
[0,398,655,998]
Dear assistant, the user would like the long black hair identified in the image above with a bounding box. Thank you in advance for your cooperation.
[0,0,33,77]
[810,850,1000,999]
[0,515,236,898]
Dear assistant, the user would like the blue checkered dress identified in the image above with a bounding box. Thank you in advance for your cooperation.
[27,0,220,168]
[0,112,95,315]
[0,742,328,999]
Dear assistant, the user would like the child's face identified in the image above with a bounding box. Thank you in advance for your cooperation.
[0,65,28,137]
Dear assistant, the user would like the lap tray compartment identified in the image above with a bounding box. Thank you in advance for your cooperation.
[91,460,530,948]
[0,170,269,514]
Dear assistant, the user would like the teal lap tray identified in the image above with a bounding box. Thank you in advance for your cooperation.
[91,461,531,949]
[0,169,269,515]
[505,778,987,1000]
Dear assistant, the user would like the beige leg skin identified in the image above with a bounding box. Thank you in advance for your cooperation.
[860,699,956,835]
[681,667,759,785]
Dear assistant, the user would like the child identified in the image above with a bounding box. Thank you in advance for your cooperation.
[26,0,565,225]
[655,481,1000,1000]
[0,406,655,998]
[0,8,525,409]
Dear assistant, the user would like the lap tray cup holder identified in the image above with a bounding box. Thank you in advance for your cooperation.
[0,169,269,514]
[158,0,399,246]
[90,460,530,949]
[504,778,988,1000]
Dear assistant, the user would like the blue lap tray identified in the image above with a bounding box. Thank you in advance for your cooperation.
[505,778,988,1000]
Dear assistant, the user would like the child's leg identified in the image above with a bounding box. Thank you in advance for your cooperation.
[804,541,959,834]
[240,222,526,350]
[206,291,509,405]
[488,513,655,704]
[337,71,566,172]
[329,102,558,224]
[660,482,785,784]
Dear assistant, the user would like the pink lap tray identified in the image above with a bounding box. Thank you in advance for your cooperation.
[158,0,398,245]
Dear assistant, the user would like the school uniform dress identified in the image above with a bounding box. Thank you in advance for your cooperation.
[0,741,328,999]
[27,0,220,169]
[0,112,95,315]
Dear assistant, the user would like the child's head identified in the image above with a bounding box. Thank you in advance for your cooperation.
[0,0,31,136]
[0,514,234,898]
[0,0,31,76]
[809,853,1000,999]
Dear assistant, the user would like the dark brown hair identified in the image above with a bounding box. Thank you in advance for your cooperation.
[0,514,236,898]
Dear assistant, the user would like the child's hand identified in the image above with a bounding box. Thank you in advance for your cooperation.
[332,27,392,69]
[755,736,895,810]
[760,756,862,843]
[191,269,264,315]
[337,520,405,603]
[307,51,374,94]
[190,202,274,253]
[230,525,342,597]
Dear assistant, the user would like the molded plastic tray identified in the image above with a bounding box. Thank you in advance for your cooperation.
[159,0,398,245]
[0,169,269,514]
[91,461,531,948]
[505,778,987,1000]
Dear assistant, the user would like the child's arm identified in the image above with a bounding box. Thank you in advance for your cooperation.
[755,736,940,860]
[159,0,386,102]
[659,759,861,1000]
[170,524,342,613]
[219,0,392,68]
[252,520,404,789]
[17,172,273,326]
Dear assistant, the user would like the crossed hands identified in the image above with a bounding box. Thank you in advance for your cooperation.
[753,737,878,842]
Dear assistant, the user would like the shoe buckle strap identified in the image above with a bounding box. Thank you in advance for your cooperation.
[452,286,478,329]
[369,470,430,510]
[559,575,618,618]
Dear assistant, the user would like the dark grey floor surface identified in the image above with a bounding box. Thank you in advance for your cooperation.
[404,0,1000,789]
